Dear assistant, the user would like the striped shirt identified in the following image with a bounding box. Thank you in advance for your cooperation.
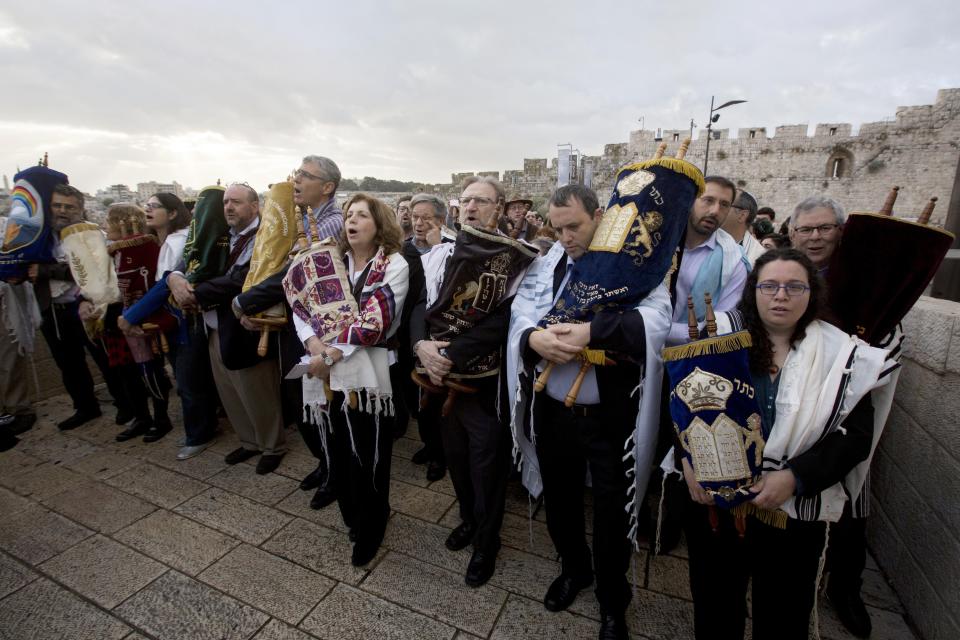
[307,198,344,243]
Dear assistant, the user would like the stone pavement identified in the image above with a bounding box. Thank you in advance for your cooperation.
[0,389,920,640]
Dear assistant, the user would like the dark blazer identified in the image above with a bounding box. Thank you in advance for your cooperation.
[34,261,75,312]
[192,263,276,370]
[233,266,305,376]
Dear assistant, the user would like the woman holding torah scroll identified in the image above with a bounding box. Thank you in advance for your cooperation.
[669,248,895,640]
[283,193,409,567]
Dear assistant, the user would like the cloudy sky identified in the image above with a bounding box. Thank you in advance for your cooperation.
[3,0,959,192]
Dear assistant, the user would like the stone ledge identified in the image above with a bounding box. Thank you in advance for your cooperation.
[901,296,960,374]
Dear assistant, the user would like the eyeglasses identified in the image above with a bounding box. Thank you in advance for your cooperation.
[294,168,327,181]
[698,195,732,211]
[144,202,165,211]
[793,223,839,236]
[459,196,497,207]
[756,281,810,297]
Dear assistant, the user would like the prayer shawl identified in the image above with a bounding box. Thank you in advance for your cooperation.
[59,222,121,339]
[689,229,751,321]
[284,243,409,422]
[507,241,672,543]
[0,281,42,355]
[662,316,895,523]
[740,231,767,266]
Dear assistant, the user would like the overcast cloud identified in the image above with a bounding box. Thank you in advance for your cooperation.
[3,0,959,192]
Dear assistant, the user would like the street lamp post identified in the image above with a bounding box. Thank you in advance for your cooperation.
[703,96,747,175]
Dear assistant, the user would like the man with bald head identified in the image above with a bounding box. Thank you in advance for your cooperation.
[170,183,287,473]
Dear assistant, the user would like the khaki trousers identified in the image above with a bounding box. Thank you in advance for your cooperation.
[208,329,286,455]
[0,318,31,415]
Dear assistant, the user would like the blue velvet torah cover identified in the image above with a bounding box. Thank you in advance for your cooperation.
[539,158,703,329]
[0,165,69,281]
[663,331,764,509]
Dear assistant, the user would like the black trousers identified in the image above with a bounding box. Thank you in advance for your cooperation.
[417,389,447,464]
[441,383,511,552]
[684,497,827,640]
[535,394,632,615]
[285,379,334,488]
[825,502,867,594]
[330,391,394,544]
[40,302,127,414]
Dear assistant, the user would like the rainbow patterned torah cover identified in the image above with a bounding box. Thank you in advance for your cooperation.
[0,165,69,281]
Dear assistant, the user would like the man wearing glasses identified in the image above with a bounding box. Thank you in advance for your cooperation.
[412,176,519,588]
[665,176,750,346]
[232,155,344,508]
[788,196,844,274]
[722,190,766,266]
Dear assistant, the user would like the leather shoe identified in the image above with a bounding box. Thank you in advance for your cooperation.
[142,418,172,443]
[426,460,446,482]
[8,414,37,435]
[116,418,152,442]
[445,521,476,551]
[177,441,213,460]
[58,409,102,431]
[256,453,284,475]
[465,548,497,587]
[225,447,260,465]
[299,465,325,491]
[310,486,336,510]
[114,408,134,425]
[828,585,872,638]
[351,532,384,567]
[411,446,430,465]
[599,613,628,640]
[544,573,593,612]
[0,430,18,452]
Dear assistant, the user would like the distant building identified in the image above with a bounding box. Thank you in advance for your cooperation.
[137,181,184,201]
[97,184,136,203]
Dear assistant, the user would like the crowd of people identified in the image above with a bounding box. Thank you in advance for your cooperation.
[0,152,902,640]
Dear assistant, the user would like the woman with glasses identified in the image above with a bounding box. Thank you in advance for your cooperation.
[679,248,892,640]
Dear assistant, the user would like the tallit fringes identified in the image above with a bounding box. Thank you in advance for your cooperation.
[811,521,831,640]
[661,330,753,362]
[731,502,788,529]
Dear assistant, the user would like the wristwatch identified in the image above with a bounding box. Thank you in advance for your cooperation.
[323,353,335,366]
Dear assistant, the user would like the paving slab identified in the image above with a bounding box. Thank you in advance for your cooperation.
[382,512,471,574]
[390,455,431,487]
[860,567,906,614]
[252,619,319,640]
[207,463,300,505]
[114,510,239,576]
[39,534,167,609]
[301,583,455,640]
[392,436,422,460]
[0,502,93,564]
[174,487,292,545]
[390,479,456,523]
[152,448,230,480]
[42,480,156,534]
[0,486,33,517]
[361,552,508,637]
[428,472,457,497]
[646,553,692,600]
[199,544,335,625]
[64,449,141,480]
[0,552,38,600]
[114,570,269,640]
[488,545,560,602]
[0,449,44,484]
[267,451,319,483]
[490,593,600,639]
[819,599,917,640]
[0,578,130,639]
[106,462,208,509]
[275,488,350,533]
[17,433,100,465]
[262,517,376,585]
[3,461,87,501]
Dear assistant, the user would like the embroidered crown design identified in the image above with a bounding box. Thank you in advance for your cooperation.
[676,367,733,412]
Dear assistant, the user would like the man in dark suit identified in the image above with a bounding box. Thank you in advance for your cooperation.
[511,185,672,640]
[169,183,286,474]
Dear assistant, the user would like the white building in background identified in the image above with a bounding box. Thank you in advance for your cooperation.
[97,184,136,203]
[137,181,184,201]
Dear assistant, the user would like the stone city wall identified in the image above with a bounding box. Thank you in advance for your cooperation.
[869,296,960,640]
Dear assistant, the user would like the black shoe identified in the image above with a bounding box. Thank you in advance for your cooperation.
[58,409,102,431]
[828,585,872,638]
[445,522,476,551]
[599,613,628,640]
[116,418,152,442]
[351,534,383,567]
[310,486,336,510]
[411,446,430,465]
[224,447,260,465]
[256,453,285,475]
[349,529,358,542]
[299,465,325,491]
[426,460,446,482]
[115,408,134,425]
[8,414,37,435]
[544,573,594,612]
[0,430,19,452]
[142,418,172,443]
[465,548,497,587]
